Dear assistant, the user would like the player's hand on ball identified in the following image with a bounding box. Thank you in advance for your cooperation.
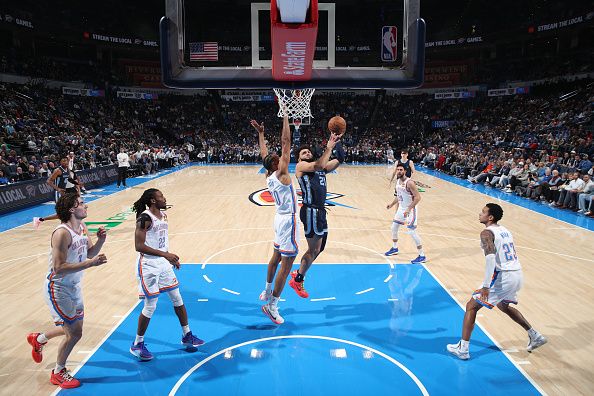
[327,133,340,149]
[96,226,107,241]
[91,254,107,267]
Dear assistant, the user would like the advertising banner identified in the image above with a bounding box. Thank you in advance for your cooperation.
[0,165,117,214]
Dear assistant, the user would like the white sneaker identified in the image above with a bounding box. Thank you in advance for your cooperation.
[527,334,547,352]
[262,303,284,325]
[447,342,470,360]
[32,217,42,230]
[259,289,271,302]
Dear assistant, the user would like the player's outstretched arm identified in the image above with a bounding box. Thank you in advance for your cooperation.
[52,228,107,274]
[324,139,345,172]
[251,120,268,159]
[278,113,291,177]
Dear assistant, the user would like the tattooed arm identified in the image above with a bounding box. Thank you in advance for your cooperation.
[479,229,497,302]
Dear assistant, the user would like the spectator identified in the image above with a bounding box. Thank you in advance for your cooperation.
[0,169,8,185]
[553,172,585,209]
[577,175,594,213]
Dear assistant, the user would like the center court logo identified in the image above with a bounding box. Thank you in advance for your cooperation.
[249,188,356,209]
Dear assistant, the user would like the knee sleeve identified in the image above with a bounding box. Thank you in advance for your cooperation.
[409,229,422,247]
[391,222,400,239]
[141,297,158,318]
[167,288,184,307]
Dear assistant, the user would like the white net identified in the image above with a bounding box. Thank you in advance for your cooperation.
[273,88,315,123]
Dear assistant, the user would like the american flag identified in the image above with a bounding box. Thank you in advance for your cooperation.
[189,42,219,61]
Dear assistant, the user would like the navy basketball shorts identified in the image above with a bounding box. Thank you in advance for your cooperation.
[300,205,328,239]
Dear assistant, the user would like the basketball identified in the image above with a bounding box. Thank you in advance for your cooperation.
[328,116,347,136]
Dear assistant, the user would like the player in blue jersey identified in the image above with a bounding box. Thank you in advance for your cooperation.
[289,133,343,298]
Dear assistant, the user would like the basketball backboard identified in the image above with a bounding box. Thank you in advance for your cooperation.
[160,0,425,89]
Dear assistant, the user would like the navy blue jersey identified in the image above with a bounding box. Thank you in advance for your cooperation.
[298,170,327,208]
[56,166,70,189]
[397,158,413,178]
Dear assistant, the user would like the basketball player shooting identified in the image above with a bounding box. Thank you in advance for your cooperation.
[290,118,345,298]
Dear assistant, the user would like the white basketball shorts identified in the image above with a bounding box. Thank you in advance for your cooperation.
[393,207,418,229]
[44,275,84,326]
[273,213,300,257]
[472,269,523,309]
[137,254,179,299]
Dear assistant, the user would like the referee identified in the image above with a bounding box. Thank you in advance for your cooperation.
[117,147,130,188]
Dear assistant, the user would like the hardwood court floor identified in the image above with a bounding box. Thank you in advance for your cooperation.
[0,165,592,395]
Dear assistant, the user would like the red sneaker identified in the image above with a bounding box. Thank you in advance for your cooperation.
[26,333,46,363]
[289,270,309,298]
[50,368,81,389]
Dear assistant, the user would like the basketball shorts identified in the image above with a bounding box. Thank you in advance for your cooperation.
[300,206,328,239]
[472,269,523,309]
[273,213,300,257]
[394,207,418,229]
[137,255,179,299]
[44,276,84,326]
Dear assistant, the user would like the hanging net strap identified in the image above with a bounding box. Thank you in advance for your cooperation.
[273,88,315,120]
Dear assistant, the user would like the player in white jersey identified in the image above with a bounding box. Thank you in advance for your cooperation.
[251,112,301,325]
[385,163,427,263]
[129,188,204,361]
[27,193,108,389]
[447,203,547,360]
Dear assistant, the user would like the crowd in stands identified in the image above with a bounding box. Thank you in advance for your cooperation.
[1,75,593,217]
[0,82,194,186]
[412,80,594,217]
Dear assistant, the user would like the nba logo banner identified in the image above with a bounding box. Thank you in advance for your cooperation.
[381,26,397,62]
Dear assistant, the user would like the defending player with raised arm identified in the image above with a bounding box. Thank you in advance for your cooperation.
[447,203,547,360]
[288,132,342,298]
[251,113,301,325]
[385,163,427,263]
[129,188,204,361]
[27,193,107,389]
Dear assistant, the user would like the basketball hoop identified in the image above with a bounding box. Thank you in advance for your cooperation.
[273,88,315,131]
